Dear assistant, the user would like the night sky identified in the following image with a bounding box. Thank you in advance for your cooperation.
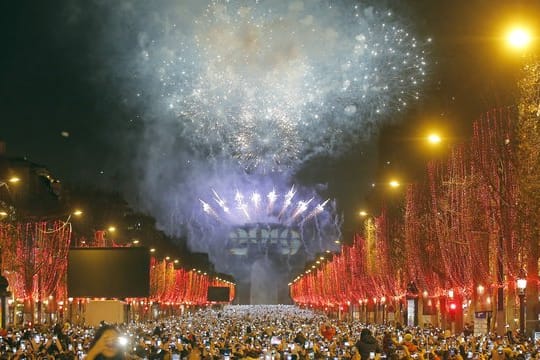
[2,0,539,240]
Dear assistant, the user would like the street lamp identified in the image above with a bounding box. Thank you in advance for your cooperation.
[0,176,21,220]
[0,177,20,189]
[40,209,83,234]
[517,269,527,337]
[507,27,533,50]
[500,24,535,335]
[427,133,442,145]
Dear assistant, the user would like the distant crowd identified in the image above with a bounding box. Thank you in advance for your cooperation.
[0,305,537,360]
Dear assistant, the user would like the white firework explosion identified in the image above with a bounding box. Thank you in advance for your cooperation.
[132,0,430,171]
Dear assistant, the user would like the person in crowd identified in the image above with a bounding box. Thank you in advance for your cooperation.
[320,323,336,341]
[53,322,72,352]
[383,332,396,356]
[403,333,418,354]
[350,346,361,360]
[294,331,307,346]
[395,344,412,360]
[86,324,125,360]
[3,305,540,360]
[355,328,381,360]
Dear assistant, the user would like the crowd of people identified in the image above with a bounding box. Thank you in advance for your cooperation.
[0,305,536,360]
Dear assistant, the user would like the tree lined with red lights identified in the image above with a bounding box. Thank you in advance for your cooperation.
[291,107,532,308]
[0,224,235,322]
[149,258,234,305]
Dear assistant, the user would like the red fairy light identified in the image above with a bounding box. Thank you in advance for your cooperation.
[292,108,526,309]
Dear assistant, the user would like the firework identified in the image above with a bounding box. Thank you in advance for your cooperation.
[200,186,329,227]
[132,0,429,171]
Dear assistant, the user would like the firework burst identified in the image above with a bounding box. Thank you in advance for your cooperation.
[200,186,329,227]
[133,0,430,171]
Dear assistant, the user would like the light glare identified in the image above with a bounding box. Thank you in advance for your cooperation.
[427,133,442,144]
[507,28,532,49]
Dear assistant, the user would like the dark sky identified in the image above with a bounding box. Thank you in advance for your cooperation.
[2,0,539,238]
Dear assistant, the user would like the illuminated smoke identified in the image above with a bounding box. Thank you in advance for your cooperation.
[89,0,429,280]
[128,0,429,172]
[187,177,341,275]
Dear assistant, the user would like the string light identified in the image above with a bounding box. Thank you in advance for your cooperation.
[291,108,524,309]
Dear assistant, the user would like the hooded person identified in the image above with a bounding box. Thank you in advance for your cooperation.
[402,333,418,354]
[355,329,381,360]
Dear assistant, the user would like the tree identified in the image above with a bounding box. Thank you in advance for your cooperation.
[516,57,540,334]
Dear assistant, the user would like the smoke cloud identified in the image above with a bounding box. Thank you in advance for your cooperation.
[65,0,429,293]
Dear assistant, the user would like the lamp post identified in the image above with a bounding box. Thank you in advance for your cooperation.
[508,23,539,337]
[517,269,527,338]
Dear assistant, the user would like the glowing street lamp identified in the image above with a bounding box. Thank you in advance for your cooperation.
[359,210,368,217]
[8,177,20,184]
[427,133,442,145]
[507,27,533,50]
[107,226,116,233]
[517,269,527,336]
[517,274,527,294]
[389,180,401,189]
[0,176,20,192]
